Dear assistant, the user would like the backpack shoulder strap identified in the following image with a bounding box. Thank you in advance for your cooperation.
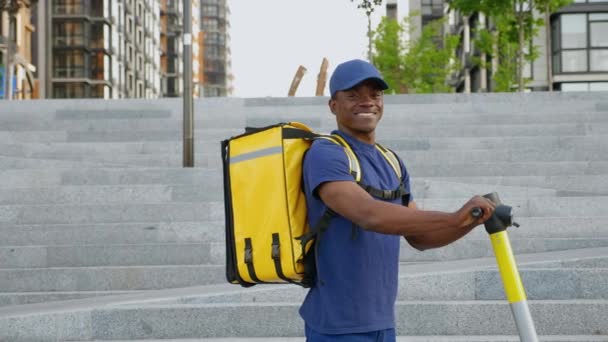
[315,135,362,183]
[374,143,402,180]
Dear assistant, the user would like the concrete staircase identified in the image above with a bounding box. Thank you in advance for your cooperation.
[0,93,607,341]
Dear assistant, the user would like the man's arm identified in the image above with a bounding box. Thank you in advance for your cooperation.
[403,201,480,251]
[316,181,495,251]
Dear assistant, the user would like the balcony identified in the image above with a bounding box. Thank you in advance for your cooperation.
[54,35,87,47]
[54,67,87,78]
[53,4,86,15]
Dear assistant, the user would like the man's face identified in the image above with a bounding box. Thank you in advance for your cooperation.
[329,79,384,143]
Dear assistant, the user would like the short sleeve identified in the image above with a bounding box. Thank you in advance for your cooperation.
[303,140,355,199]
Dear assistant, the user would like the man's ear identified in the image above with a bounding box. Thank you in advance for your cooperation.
[328,98,336,115]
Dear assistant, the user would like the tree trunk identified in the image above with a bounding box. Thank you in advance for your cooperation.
[545,3,553,91]
[368,14,373,62]
[518,1,525,92]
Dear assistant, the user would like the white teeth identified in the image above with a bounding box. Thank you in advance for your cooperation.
[357,112,375,116]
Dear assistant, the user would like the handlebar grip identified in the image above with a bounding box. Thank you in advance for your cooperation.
[471,207,483,218]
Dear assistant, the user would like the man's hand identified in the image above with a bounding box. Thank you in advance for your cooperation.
[454,195,497,229]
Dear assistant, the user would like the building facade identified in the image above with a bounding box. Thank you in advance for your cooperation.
[200,0,231,97]
[1,0,36,99]
[409,0,608,92]
[551,0,608,91]
[34,0,161,99]
[4,0,230,99]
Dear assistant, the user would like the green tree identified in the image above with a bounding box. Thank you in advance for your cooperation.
[372,16,407,92]
[448,0,572,91]
[350,0,383,61]
[373,15,460,94]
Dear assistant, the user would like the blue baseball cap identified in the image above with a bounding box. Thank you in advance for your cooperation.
[329,59,389,98]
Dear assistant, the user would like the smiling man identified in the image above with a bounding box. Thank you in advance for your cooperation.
[299,59,496,341]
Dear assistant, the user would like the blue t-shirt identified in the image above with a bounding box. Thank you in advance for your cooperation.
[299,130,413,335]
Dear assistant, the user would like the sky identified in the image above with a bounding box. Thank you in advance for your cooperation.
[229,1,409,98]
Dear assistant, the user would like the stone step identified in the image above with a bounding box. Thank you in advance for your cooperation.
[0,248,604,336]
[430,175,608,196]
[0,234,605,270]
[5,144,608,166]
[0,196,606,226]
[2,232,606,268]
[3,112,608,138]
[1,92,605,116]
[2,166,599,195]
[0,130,68,144]
[67,337,608,342]
[0,290,140,307]
[9,108,608,136]
[0,242,222,268]
[0,221,224,246]
[2,215,604,249]
[399,148,608,163]
[0,167,218,188]
[417,196,608,218]
[0,179,554,205]
[409,161,608,177]
[375,123,608,138]
[17,150,608,171]
[398,237,608,262]
[377,110,608,125]
[0,182,552,205]
[6,133,608,156]
[2,300,602,339]
[0,265,225,292]
[381,135,608,151]
[183,268,608,303]
[412,179,557,198]
[0,155,133,170]
[0,202,221,225]
[0,185,175,205]
[0,184,227,205]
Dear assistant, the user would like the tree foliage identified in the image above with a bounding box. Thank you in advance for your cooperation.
[448,0,572,91]
[373,14,460,94]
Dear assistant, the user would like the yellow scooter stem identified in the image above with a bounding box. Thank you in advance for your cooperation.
[476,192,539,342]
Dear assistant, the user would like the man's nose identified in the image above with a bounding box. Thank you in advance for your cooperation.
[358,94,375,105]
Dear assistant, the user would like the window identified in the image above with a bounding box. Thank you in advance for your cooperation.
[591,50,608,71]
[53,21,85,46]
[90,23,111,50]
[421,0,444,17]
[53,83,86,98]
[91,0,111,17]
[90,84,111,98]
[91,51,111,81]
[562,14,586,49]
[53,50,86,77]
[552,12,608,73]
[560,82,608,91]
[53,0,84,15]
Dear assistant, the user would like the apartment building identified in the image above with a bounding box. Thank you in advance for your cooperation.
[200,0,231,97]
[6,0,229,99]
[33,0,161,99]
[1,0,36,99]
[409,0,608,92]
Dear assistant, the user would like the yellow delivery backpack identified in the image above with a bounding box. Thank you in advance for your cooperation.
[221,122,409,288]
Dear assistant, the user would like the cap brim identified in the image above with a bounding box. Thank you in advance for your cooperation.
[334,76,389,96]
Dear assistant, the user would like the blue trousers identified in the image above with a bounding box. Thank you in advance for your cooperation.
[305,324,396,342]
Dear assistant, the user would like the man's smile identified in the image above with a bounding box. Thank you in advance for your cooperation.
[354,112,376,117]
